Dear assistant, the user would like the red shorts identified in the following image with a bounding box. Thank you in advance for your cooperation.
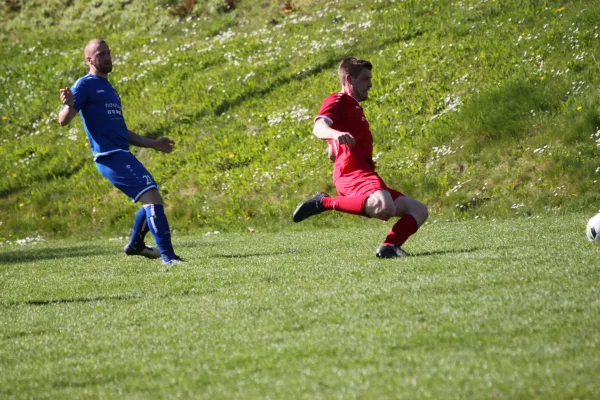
[334,170,404,200]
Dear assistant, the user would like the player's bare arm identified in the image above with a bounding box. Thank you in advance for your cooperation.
[128,130,175,153]
[58,88,78,126]
[313,118,355,149]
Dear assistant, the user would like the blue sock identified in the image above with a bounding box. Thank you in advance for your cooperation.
[129,206,149,249]
[145,204,177,261]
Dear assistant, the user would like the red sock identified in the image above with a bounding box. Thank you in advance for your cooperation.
[384,214,418,246]
[322,195,369,217]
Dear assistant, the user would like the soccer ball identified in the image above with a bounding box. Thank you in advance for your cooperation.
[586,213,600,242]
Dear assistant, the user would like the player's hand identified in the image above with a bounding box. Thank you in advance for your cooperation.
[154,137,175,153]
[59,88,74,107]
[335,132,355,149]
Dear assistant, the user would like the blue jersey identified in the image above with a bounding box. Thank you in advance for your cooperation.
[71,74,130,160]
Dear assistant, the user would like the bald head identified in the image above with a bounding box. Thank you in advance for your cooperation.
[84,39,106,57]
[84,39,113,76]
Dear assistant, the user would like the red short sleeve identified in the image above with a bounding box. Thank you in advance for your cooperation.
[315,93,345,125]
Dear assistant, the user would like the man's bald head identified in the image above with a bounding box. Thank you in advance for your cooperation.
[84,39,106,57]
[84,39,113,76]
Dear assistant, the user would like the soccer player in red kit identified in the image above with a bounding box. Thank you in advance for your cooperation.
[293,57,428,258]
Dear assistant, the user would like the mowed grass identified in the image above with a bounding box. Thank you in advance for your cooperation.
[1,214,599,399]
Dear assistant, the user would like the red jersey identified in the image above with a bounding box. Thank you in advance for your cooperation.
[315,92,375,182]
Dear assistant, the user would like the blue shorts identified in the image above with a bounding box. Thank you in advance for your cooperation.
[95,151,158,202]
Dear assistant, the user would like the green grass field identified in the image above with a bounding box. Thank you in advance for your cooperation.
[2,0,600,398]
[2,214,599,399]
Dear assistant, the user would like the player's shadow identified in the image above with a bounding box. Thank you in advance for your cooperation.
[21,293,142,307]
[411,246,505,257]
[176,240,222,250]
[6,287,215,309]
[0,245,115,265]
[211,250,299,259]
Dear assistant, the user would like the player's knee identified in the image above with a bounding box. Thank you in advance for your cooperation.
[139,189,163,206]
[366,191,396,220]
[415,203,429,225]
[366,196,383,219]
[372,202,396,220]
[421,204,429,223]
[386,202,397,220]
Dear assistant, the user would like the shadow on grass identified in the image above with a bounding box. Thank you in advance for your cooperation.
[210,250,299,259]
[6,287,218,308]
[2,293,142,309]
[0,245,116,265]
[175,240,222,250]
[23,293,142,306]
[412,246,505,257]
[140,28,427,138]
[211,30,424,117]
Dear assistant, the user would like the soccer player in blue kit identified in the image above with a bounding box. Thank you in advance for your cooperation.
[58,39,182,265]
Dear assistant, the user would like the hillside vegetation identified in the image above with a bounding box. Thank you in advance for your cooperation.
[1,0,600,238]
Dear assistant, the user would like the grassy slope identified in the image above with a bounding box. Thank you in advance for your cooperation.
[1,214,599,398]
[1,0,600,239]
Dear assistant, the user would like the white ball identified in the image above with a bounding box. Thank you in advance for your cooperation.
[586,213,600,242]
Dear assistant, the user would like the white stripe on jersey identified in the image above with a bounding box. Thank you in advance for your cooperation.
[314,115,333,125]
[93,148,131,161]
